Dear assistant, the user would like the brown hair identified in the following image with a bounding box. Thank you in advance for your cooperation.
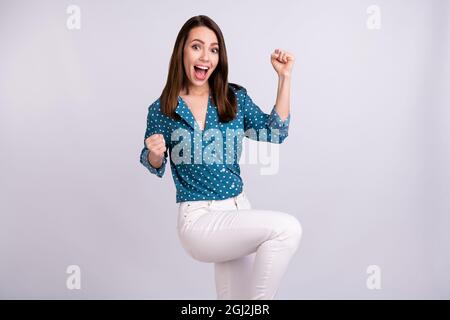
[159,15,243,123]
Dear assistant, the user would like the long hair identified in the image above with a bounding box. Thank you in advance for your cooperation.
[159,15,242,122]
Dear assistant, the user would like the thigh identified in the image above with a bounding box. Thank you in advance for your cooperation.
[179,204,299,263]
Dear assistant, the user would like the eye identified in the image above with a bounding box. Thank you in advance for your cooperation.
[212,48,219,54]
[192,44,200,50]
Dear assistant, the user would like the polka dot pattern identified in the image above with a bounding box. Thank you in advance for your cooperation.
[139,85,291,203]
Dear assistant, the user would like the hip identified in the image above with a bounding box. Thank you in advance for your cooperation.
[177,190,251,231]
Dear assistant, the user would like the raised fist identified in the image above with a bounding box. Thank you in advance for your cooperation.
[270,48,295,77]
[145,133,167,159]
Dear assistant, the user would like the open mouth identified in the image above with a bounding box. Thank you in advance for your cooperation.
[193,65,209,80]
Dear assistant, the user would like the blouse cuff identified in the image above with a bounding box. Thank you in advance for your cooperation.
[268,106,291,128]
[140,148,167,178]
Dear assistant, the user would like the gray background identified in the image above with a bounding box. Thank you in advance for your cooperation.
[1,0,449,299]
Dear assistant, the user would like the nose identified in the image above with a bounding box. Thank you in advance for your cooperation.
[200,48,210,61]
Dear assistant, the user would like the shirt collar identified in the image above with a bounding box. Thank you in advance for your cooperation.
[175,94,214,131]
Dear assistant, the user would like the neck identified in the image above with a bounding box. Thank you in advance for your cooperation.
[182,84,210,97]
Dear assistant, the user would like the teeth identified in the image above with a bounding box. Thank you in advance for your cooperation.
[195,65,209,70]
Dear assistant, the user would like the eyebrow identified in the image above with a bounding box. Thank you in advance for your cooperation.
[191,39,219,46]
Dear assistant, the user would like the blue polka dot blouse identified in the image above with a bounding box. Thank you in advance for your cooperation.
[139,84,291,203]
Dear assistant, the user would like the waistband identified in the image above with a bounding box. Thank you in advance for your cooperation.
[178,190,247,209]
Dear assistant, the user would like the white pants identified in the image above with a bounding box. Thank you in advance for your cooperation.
[177,190,303,300]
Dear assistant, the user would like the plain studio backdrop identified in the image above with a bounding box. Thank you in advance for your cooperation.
[1,0,449,299]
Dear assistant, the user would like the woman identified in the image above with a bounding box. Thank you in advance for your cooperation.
[139,15,302,300]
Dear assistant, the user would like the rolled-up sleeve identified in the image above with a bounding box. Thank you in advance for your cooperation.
[139,103,168,178]
[140,147,167,178]
[242,89,290,143]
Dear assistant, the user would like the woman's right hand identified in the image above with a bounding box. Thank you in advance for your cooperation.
[145,134,167,160]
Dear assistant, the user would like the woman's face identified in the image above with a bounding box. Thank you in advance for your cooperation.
[183,26,220,90]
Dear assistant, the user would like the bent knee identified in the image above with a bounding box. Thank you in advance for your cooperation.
[287,215,303,242]
[275,213,303,247]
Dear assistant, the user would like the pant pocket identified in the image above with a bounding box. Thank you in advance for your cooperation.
[179,202,210,230]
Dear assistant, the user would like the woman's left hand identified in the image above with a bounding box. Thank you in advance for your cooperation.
[271,49,295,77]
